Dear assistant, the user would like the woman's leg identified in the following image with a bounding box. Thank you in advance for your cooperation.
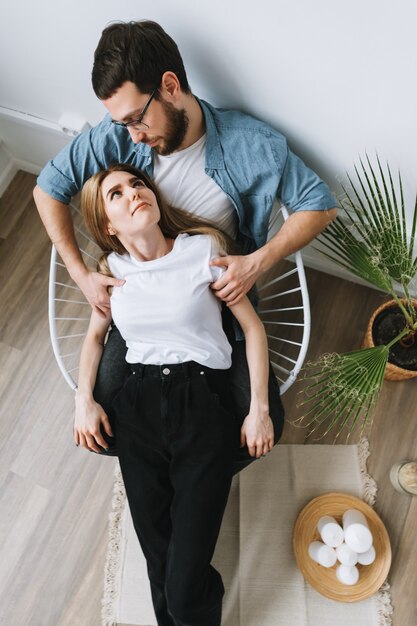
[114,373,176,626]
[114,364,239,626]
[164,366,239,625]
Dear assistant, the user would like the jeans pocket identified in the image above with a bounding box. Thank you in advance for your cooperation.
[199,369,239,423]
[199,370,221,404]
[112,371,141,423]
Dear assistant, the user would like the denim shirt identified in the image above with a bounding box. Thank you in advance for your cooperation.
[37,97,337,338]
[38,97,336,240]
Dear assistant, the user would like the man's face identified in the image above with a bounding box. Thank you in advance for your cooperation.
[102,81,189,156]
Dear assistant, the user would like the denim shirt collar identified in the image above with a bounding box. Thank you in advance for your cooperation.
[134,139,152,159]
[195,97,225,171]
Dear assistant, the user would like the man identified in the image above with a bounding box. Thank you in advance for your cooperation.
[34,20,337,459]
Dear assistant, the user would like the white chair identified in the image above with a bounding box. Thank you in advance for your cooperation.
[49,204,310,395]
[257,205,311,394]
[48,204,101,391]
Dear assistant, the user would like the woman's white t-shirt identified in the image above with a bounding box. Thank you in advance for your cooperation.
[107,233,232,369]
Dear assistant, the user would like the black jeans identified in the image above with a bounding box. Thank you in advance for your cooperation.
[94,308,285,468]
[112,361,240,626]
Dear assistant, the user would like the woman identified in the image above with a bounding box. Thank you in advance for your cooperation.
[74,164,274,626]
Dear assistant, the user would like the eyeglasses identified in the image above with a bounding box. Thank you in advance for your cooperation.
[111,88,158,131]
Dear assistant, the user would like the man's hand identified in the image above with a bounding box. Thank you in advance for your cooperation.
[77,270,125,317]
[210,208,338,307]
[210,254,261,306]
[33,186,125,316]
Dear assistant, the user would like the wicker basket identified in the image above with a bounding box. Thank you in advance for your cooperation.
[362,299,417,381]
[292,492,391,602]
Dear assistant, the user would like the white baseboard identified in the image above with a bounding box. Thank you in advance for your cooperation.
[0,158,19,197]
[0,157,41,197]
[13,158,42,176]
[0,113,71,193]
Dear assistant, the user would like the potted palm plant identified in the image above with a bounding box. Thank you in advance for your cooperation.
[298,155,417,439]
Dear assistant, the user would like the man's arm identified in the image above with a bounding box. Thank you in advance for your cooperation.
[33,118,135,313]
[33,185,124,315]
[255,207,337,273]
[211,130,338,304]
[211,207,337,305]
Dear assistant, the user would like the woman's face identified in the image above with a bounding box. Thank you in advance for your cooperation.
[100,170,160,239]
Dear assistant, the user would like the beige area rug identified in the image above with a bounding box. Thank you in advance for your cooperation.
[101,440,393,626]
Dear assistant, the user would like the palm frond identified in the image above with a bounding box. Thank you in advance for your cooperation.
[316,220,394,293]
[319,157,417,290]
[296,346,389,439]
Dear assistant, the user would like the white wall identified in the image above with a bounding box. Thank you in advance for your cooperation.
[1,0,416,276]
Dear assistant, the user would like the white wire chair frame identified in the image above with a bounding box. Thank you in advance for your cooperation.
[48,204,99,391]
[257,206,311,394]
[49,204,310,395]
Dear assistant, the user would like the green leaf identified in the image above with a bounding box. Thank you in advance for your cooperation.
[296,347,389,439]
[319,156,417,290]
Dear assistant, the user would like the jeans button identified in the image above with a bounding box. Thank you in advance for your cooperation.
[162,367,170,375]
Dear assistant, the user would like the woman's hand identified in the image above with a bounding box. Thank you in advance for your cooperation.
[240,406,275,458]
[73,392,114,453]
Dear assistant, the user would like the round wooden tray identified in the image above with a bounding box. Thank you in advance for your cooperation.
[292,492,391,602]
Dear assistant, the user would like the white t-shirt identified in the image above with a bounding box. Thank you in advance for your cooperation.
[107,233,232,369]
[153,134,238,239]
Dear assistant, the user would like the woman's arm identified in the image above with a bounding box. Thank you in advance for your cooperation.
[73,310,114,453]
[229,297,275,458]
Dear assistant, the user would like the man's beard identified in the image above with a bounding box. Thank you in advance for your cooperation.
[154,98,189,156]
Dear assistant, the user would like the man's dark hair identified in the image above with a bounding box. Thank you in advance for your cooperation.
[92,20,190,99]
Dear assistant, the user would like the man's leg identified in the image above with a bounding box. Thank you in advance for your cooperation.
[93,325,129,455]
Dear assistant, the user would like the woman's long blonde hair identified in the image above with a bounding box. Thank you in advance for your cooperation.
[81,163,238,276]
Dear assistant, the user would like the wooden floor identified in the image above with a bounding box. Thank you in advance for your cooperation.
[0,171,416,626]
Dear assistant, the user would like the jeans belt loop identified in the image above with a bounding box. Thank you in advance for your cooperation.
[132,363,145,379]
[181,362,191,380]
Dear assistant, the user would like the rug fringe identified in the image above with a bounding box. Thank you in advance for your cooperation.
[376,581,394,626]
[101,460,125,626]
[357,438,394,626]
[357,437,378,506]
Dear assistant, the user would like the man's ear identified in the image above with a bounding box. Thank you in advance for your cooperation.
[160,71,181,100]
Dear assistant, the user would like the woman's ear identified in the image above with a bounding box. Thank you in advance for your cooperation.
[106,222,117,236]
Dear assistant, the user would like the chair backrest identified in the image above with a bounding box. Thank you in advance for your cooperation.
[257,205,311,395]
[49,204,310,395]
[48,204,101,391]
